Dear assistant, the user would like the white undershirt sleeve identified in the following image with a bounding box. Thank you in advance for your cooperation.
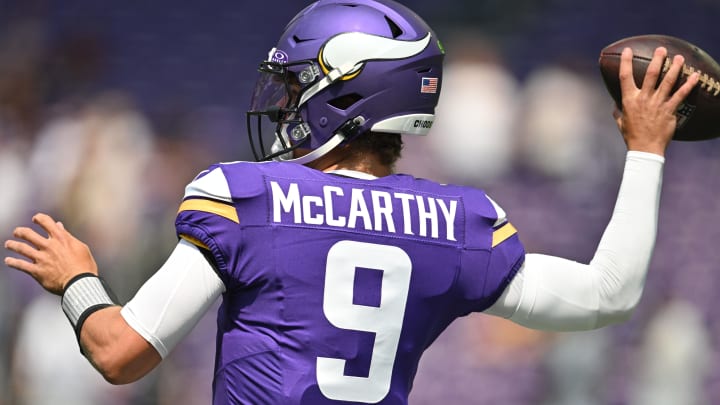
[485,151,665,331]
[120,239,226,358]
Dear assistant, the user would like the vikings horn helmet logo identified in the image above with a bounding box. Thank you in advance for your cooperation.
[318,32,433,80]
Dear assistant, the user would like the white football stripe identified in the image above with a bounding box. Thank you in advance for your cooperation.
[485,195,508,228]
[184,167,233,202]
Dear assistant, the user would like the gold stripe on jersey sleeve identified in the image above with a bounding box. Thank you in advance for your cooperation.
[178,199,239,224]
[492,223,517,247]
[180,234,210,250]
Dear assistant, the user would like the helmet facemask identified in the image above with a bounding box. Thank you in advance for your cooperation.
[247,57,320,161]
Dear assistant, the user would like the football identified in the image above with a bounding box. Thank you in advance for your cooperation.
[598,34,720,141]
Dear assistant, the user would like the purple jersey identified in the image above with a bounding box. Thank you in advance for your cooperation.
[175,161,524,405]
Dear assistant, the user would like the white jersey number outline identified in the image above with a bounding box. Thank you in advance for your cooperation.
[317,240,412,403]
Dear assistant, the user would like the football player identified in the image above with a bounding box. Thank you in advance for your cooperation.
[3,0,699,404]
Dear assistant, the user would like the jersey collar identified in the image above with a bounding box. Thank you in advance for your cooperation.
[326,169,378,180]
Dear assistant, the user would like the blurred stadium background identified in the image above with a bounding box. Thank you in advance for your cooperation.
[0,0,719,404]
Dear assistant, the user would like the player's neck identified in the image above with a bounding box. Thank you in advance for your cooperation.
[297,146,392,177]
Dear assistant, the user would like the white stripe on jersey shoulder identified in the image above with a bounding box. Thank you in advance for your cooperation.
[485,195,508,228]
[184,167,232,203]
[326,169,378,180]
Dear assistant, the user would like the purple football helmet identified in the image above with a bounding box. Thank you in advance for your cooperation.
[247,0,445,163]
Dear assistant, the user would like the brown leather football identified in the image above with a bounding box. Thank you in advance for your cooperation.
[599,34,720,141]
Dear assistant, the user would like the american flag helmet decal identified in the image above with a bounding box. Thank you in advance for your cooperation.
[421,77,438,93]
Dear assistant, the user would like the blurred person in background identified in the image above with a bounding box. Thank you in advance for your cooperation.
[423,32,521,185]
[629,297,711,405]
[516,60,624,194]
[12,93,158,405]
[0,19,165,404]
[539,330,611,405]
[27,93,155,296]
[2,1,702,405]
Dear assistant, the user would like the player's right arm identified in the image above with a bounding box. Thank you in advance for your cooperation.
[485,47,699,330]
[485,151,664,330]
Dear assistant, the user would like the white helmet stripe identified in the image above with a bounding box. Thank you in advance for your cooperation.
[322,32,432,72]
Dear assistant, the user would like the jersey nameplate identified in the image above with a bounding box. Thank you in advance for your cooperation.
[269,180,461,243]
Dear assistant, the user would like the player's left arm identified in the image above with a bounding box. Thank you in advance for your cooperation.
[77,307,161,384]
[3,214,157,383]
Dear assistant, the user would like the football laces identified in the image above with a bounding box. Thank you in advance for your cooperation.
[663,58,720,96]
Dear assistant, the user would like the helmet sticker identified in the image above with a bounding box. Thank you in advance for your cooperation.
[420,77,438,94]
[268,47,290,64]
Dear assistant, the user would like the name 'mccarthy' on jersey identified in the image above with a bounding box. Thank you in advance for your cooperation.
[175,160,525,405]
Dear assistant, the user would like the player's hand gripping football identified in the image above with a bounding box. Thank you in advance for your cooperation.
[614,46,699,155]
[4,213,98,295]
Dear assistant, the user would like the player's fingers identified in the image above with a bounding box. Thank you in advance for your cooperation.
[4,256,39,276]
[657,54,685,96]
[12,226,48,249]
[668,71,700,108]
[619,47,638,94]
[32,213,61,239]
[4,239,40,262]
[641,47,668,92]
